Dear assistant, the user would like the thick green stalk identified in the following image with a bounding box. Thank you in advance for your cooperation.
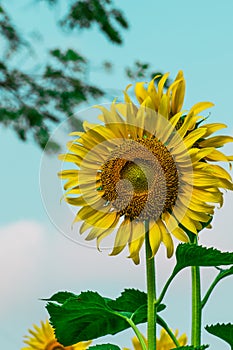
[191,238,202,346]
[145,220,156,350]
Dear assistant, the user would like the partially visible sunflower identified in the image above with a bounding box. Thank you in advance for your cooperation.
[21,319,91,350]
[128,328,187,350]
[59,71,233,264]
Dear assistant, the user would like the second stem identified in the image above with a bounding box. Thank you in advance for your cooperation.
[145,220,156,350]
[191,237,202,346]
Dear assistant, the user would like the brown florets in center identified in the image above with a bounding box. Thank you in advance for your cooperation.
[100,138,179,220]
[45,340,65,350]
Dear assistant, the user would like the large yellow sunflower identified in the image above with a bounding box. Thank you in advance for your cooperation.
[59,71,233,264]
[21,319,92,350]
[128,328,187,350]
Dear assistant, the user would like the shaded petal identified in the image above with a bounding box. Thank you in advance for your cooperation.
[158,219,174,258]
[199,135,233,148]
[199,122,227,137]
[128,221,145,264]
[149,220,162,256]
[110,217,131,256]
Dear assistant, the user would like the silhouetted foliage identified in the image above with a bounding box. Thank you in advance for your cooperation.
[125,61,171,89]
[0,1,128,149]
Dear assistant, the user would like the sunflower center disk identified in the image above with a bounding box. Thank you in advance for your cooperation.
[100,138,179,221]
[45,340,65,350]
[120,160,152,193]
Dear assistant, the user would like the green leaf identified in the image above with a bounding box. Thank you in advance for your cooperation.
[88,344,121,350]
[46,289,166,345]
[172,346,209,350]
[108,289,147,312]
[205,323,233,348]
[174,244,233,273]
[108,289,165,324]
[47,291,132,345]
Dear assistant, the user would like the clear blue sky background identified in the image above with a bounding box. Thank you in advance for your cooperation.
[0,0,233,349]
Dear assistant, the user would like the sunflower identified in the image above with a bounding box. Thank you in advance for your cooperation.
[21,319,92,350]
[128,328,187,350]
[59,71,233,264]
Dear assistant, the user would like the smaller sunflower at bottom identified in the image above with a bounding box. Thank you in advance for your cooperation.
[126,329,187,350]
[21,319,92,350]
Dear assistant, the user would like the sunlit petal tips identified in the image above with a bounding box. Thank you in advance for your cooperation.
[21,319,91,350]
[59,71,233,264]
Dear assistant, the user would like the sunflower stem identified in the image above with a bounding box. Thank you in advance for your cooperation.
[145,220,156,350]
[191,237,202,346]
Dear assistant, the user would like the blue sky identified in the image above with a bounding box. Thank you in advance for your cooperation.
[0,0,233,349]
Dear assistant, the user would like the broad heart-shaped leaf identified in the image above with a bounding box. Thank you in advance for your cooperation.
[87,344,121,350]
[205,323,233,348]
[174,244,233,273]
[46,289,164,346]
[172,346,209,350]
[46,288,167,345]
[46,291,129,345]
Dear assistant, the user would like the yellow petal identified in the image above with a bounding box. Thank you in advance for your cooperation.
[158,72,170,99]
[141,95,155,110]
[192,188,223,207]
[58,153,81,164]
[189,147,215,163]
[199,135,233,148]
[135,82,148,104]
[128,221,145,264]
[63,178,79,190]
[186,208,211,222]
[172,226,189,242]
[123,84,133,103]
[148,77,159,109]
[80,221,92,234]
[95,105,124,131]
[83,121,99,131]
[171,72,185,114]
[91,211,118,229]
[149,220,162,256]
[65,196,87,207]
[183,128,207,149]
[199,123,227,137]
[158,94,168,119]
[158,219,174,258]
[205,149,233,162]
[58,169,79,179]
[190,102,214,115]
[110,218,131,256]
[196,162,232,181]
[179,214,197,234]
